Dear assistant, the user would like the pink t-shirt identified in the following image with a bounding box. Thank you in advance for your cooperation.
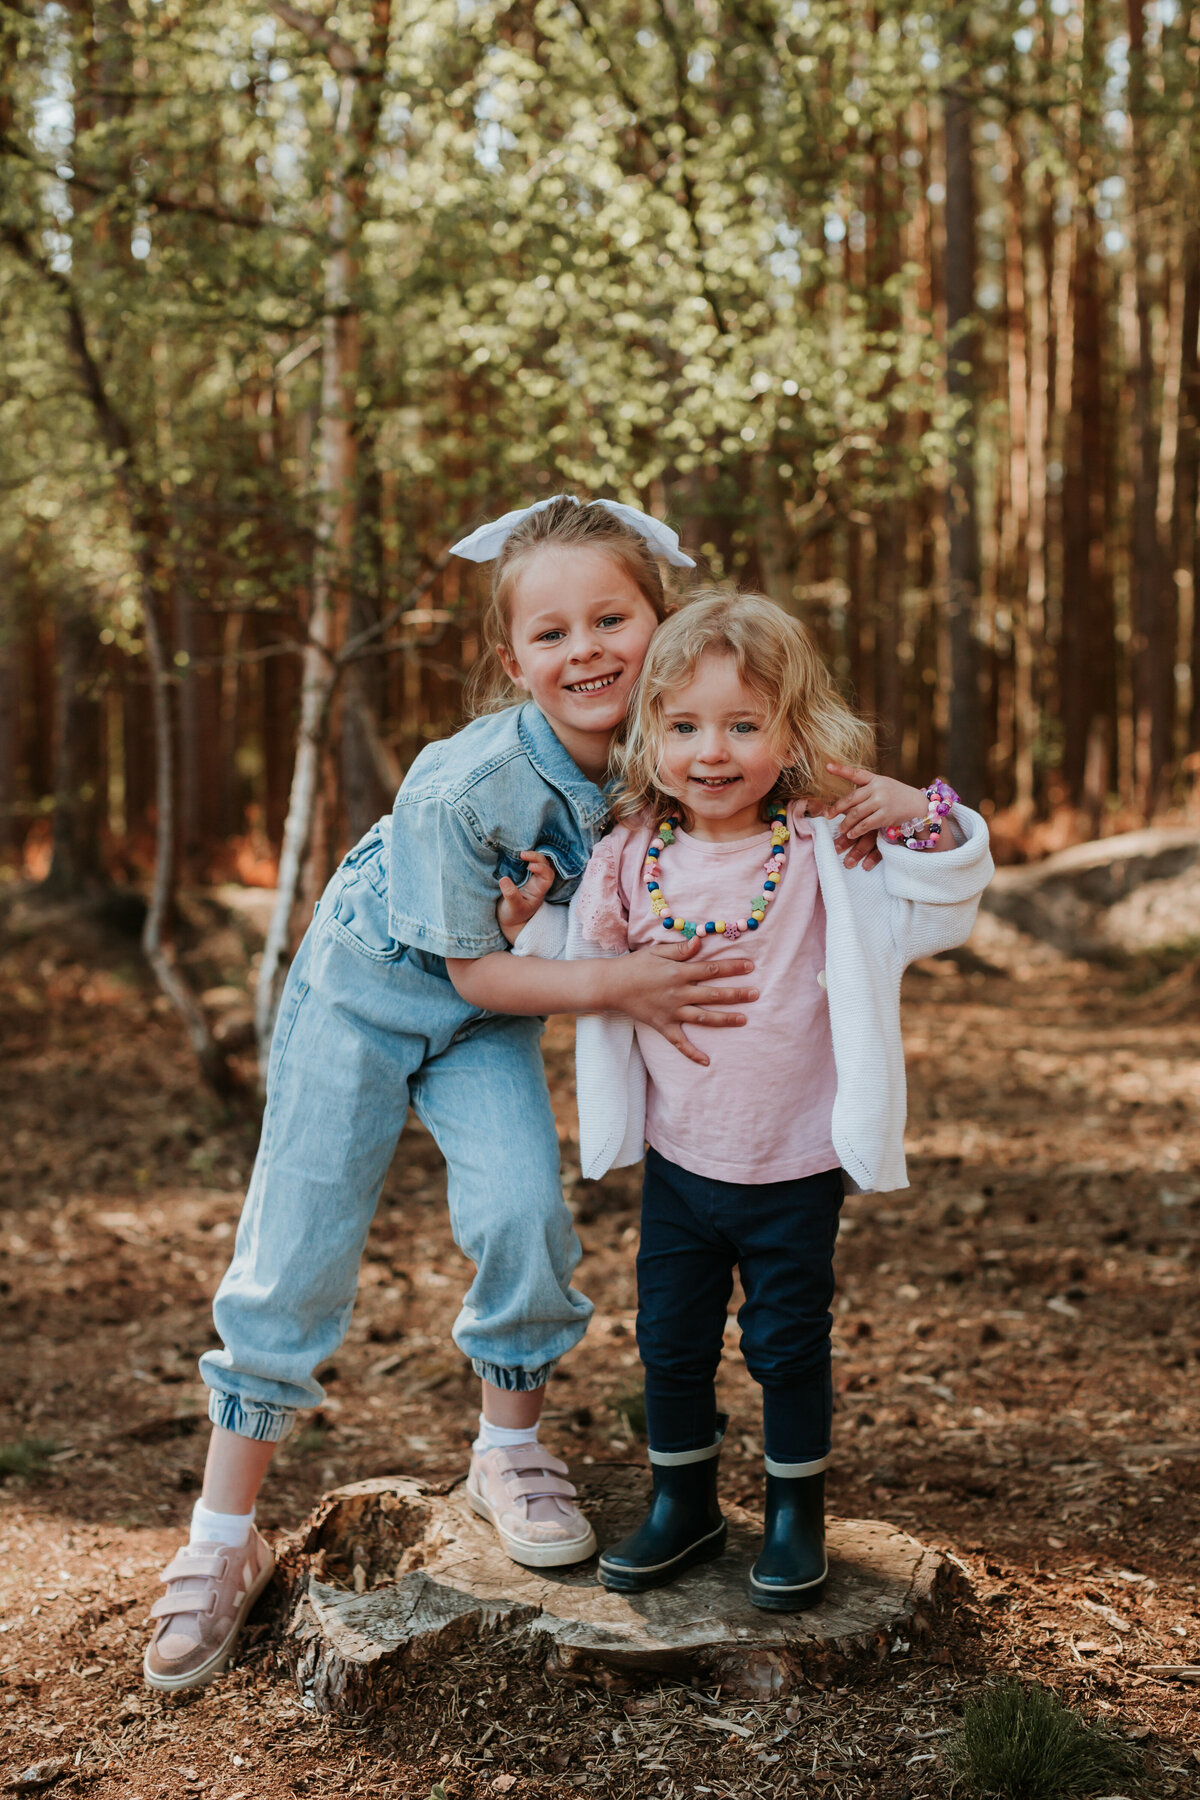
[574,803,839,1185]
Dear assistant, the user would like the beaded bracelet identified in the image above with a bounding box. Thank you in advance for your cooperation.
[884,778,959,851]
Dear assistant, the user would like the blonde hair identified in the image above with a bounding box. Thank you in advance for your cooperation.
[464,496,673,716]
[615,588,874,825]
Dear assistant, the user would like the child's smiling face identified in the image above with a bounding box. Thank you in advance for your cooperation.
[656,652,785,840]
[498,545,661,779]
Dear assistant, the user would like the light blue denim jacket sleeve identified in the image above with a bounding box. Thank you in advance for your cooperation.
[387,702,612,959]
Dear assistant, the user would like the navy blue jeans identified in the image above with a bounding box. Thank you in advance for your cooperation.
[636,1148,843,1465]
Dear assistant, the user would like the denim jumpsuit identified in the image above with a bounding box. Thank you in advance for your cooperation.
[199,704,611,1444]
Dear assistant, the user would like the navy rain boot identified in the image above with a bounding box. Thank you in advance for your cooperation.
[748,1458,828,1612]
[598,1425,727,1593]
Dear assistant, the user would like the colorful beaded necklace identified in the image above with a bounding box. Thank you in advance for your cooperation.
[643,804,790,942]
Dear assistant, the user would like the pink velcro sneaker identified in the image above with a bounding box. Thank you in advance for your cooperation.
[143,1529,274,1692]
[466,1445,597,1569]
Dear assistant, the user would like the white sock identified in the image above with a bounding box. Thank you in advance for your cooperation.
[473,1413,540,1455]
[190,1498,255,1548]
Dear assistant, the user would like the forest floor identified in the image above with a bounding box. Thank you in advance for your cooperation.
[1,890,1199,1800]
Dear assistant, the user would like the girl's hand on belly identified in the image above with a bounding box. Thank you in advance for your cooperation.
[607,938,758,1067]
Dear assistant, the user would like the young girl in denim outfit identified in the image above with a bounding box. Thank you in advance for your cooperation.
[143,498,774,1692]
[504,591,993,1612]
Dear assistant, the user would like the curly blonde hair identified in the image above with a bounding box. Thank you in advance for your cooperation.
[464,496,674,716]
[614,588,875,825]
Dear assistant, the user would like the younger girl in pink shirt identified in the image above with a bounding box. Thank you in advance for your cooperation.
[503,590,991,1611]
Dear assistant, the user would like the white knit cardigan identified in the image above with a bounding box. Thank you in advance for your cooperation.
[514,805,994,1193]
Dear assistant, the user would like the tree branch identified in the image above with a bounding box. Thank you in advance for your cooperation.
[0,133,319,240]
[337,545,455,662]
[267,2,366,74]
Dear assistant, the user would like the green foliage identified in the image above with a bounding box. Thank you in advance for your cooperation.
[0,1437,60,1481]
[1,0,959,648]
[947,1680,1142,1800]
[3,0,1198,841]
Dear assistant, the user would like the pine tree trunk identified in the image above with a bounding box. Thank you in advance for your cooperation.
[943,60,985,805]
[342,431,393,842]
[1179,229,1200,756]
[1126,0,1174,813]
[1060,0,1114,814]
[0,610,20,859]
[43,608,105,897]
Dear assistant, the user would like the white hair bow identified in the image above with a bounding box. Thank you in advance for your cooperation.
[449,494,695,568]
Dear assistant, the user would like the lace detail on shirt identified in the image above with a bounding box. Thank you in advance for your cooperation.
[574,832,632,952]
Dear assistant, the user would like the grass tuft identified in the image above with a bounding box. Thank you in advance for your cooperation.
[947,1680,1142,1799]
[292,1426,331,1454]
[607,1383,647,1440]
[0,1436,59,1481]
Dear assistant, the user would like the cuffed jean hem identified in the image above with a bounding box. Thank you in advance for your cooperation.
[207,1391,297,1444]
[471,1358,558,1392]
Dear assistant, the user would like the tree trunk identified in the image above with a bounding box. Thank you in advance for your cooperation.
[43,607,106,897]
[1004,128,1035,816]
[255,118,363,1064]
[1179,229,1200,756]
[256,6,393,1073]
[342,432,393,841]
[137,550,233,1092]
[865,104,906,778]
[1059,0,1114,815]
[0,609,20,860]
[943,59,985,806]
[1126,0,1174,814]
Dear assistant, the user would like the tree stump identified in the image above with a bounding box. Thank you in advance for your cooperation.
[278,1468,960,1711]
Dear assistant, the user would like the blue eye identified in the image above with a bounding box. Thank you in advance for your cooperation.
[670,722,696,734]
[733,722,757,734]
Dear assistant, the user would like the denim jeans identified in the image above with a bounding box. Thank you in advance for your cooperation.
[199,827,592,1443]
[636,1148,843,1465]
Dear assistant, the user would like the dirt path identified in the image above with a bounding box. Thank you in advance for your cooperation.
[1,908,1198,1797]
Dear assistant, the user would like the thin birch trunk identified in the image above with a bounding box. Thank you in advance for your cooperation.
[255,175,360,1060]
[256,6,392,1071]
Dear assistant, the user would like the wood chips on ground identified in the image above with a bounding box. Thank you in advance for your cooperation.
[1,899,1198,1797]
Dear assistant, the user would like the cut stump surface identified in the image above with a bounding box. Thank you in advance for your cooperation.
[280,1468,958,1710]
